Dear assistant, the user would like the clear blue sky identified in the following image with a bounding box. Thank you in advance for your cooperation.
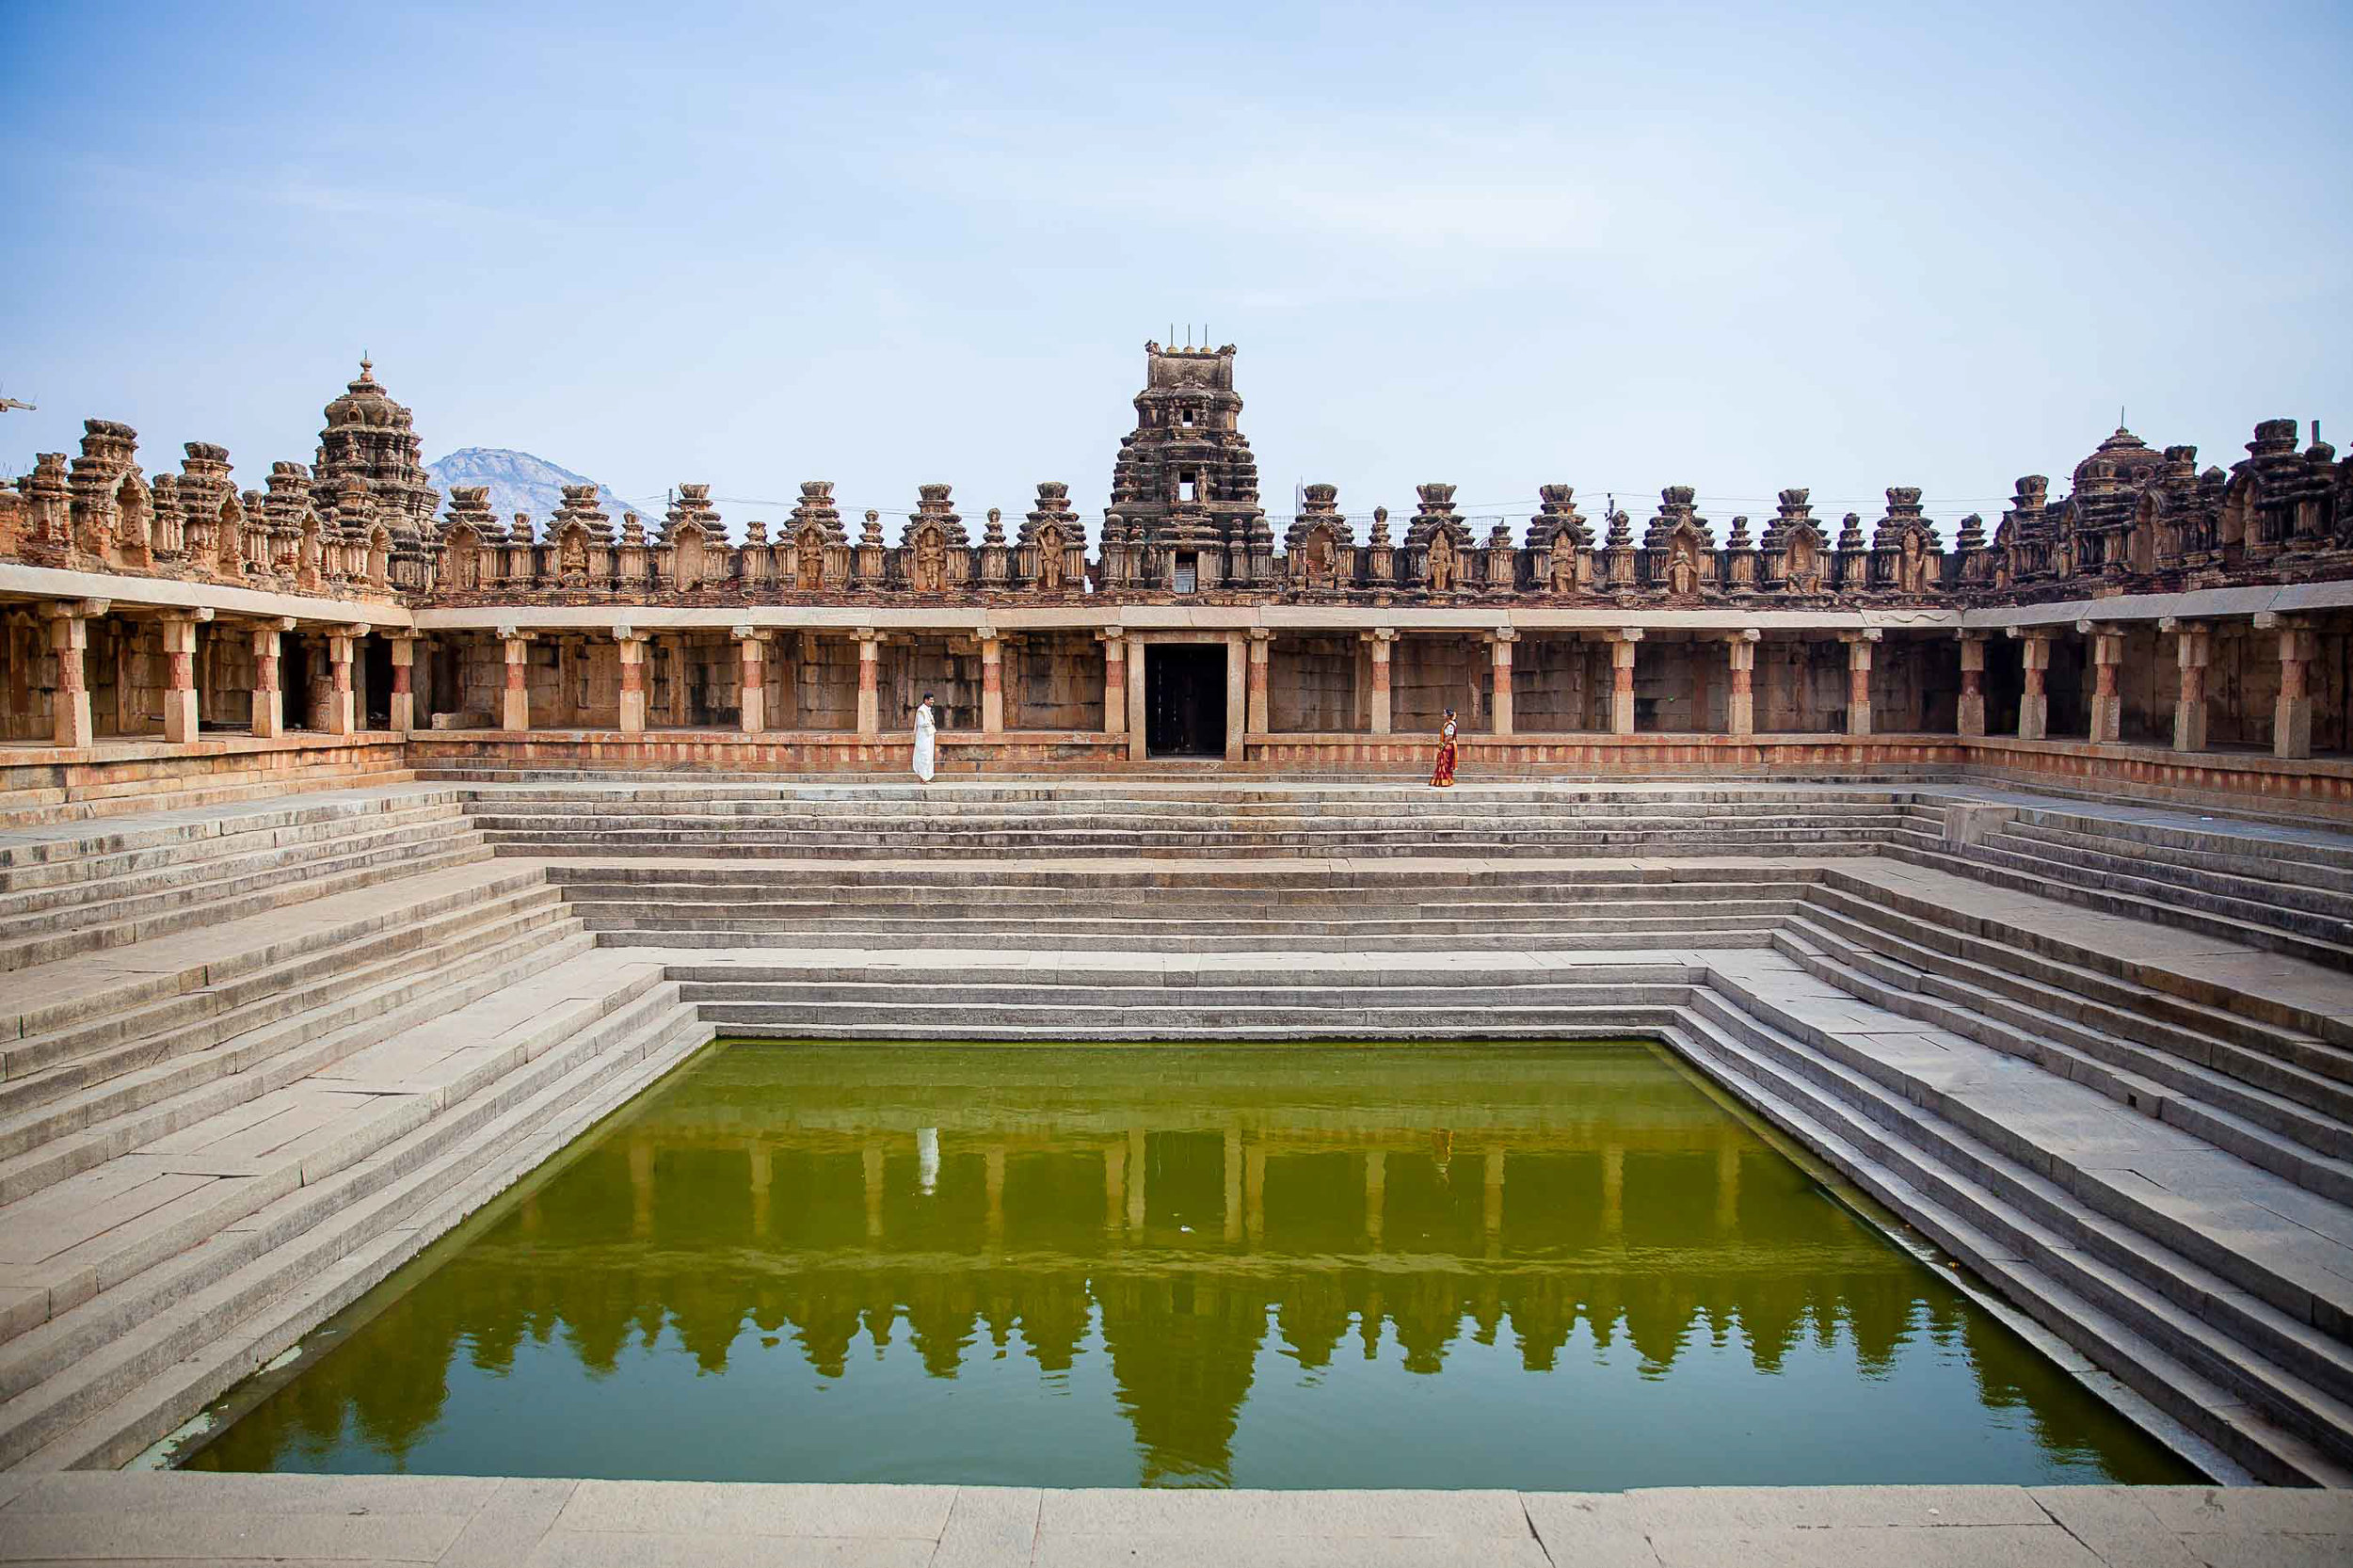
[3,1,2346,541]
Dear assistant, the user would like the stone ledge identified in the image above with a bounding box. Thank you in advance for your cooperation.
[0,1474,2344,1565]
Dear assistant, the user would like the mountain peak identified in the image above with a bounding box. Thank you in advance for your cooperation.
[424,447,645,527]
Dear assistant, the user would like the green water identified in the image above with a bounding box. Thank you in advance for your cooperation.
[182,1041,2199,1488]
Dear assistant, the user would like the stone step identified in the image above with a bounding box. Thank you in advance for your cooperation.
[541,861,1828,891]
[584,897,1801,928]
[1785,903,2353,1121]
[0,840,497,976]
[0,983,706,1472]
[0,787,466,886]
[0,860,555,1047]
[619,926,1735,953]
[458,803,1909,827]
[1810,867,2353,1058]
[0,763,421,833]
[453,780,1916,804]
[1666,1000,2353,1487]
[0,814,479,939]
[2001,806,2353,880]
[680,979,1693,1011]
[0,880,573,1122]
[588,912,1784,943]
[486,832,1878,859]
[542,878,1803,908]
[1881,841,2353,975]
[1987,823,2353,925]
[1776,920,2353,1205]
[0,951,674,1366]
[0,917,595,1206]
[1696,977,2353,1360]
[0,800,471,913]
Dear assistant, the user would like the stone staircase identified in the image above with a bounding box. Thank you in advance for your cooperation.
[552,860,1811,952]
[1888,799,2353,971]
[0,787,488,973]
[0,800,708,1472]
[457,781,1910,859]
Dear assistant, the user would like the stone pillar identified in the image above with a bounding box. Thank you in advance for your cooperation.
[249,616,290,739]
[1246,629,1272,736]
[326,623,369,736]
[1488,628,1516,736]
[498,627,533,732]
[1725,629,1759,738]
[1956,632,1987,738]
[1126,637,1147,762]
[1225,632,1246,760]
[2083,620,2124,744]
[389,634,418,733]
[41,600,105,748]
[2012,628,2051,741]
[2261,612,2315,760]
[1607,631,1642,736]
[1098,629,1127,738]
[1842,629,1880,737]
[855,629,881,739]
[159,608,214,744]
[1367,629,1396,736]
[2160,618,2209,753]
[615,628,649,734]
[733,627,768,734]
[978,629,1003,736]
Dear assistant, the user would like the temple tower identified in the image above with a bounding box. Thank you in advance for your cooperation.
[1103,342,1272,590]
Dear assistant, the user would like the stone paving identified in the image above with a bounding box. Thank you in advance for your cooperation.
[1,1472,2349,1565]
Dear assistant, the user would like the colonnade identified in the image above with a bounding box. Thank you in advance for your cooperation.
[13,599,2344,763]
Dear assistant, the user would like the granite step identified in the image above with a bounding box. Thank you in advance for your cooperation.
[0,786,467,886]
[1979,826,2353,933]
[0,839,496,975]
[1667,1000,2353,1487]
[1886,841,2353,972]
[0,978,706,1472]
[0,879,573,1124]
[1774,920,2353,1205]
[0,915,595,1205]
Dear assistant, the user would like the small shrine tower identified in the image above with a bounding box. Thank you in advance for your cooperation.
[1101,341,1273,590]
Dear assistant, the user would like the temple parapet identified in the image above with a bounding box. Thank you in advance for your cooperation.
[6,353,2349,611]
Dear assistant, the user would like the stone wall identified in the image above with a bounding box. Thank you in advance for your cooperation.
[1006,632,1104,730]
[1268,635,1360,732]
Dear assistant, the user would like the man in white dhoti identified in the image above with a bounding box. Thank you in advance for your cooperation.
[912,693,937,785]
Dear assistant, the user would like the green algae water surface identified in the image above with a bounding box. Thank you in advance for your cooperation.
[182,1041,2199,1488]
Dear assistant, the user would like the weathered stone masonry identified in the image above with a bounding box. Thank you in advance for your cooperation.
[2,344,2349,795]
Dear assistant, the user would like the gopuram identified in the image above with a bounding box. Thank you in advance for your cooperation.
[0,342,2348,807]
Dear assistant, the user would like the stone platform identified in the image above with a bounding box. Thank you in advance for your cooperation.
[1,1471,2348,1565]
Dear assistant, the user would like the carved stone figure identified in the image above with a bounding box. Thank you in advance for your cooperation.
[914,524,947,592]
[1547,531,1577,593]
[1786,533,1820,595]
[1036,525,1065,589]
[797,527,826,590]
[1669,545,1699,597]
[1427,530,1457,592]
[1899,531,1929,593]
[559,526,589,587]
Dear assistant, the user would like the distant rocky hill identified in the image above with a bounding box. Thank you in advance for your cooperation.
[423,448,648,529]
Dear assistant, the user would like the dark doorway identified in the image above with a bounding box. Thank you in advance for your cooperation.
[361,635,393,729]
[1146,644,1227,758]
[280,635,314,731]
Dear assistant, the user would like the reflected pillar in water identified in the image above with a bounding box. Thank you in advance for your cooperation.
[863,1144,885,1240]
[1484,1147,1505,1257]
[1602,1144,1624,1239]
[629,1138,652,1239]
[985,1145,1006,1247]
[1223,1130,1241,1244]
[1365,1150,1385,1249]
[1244,1144,1266,1248]
[1127,1128,1146,1232]
[1104,1139,1125,1235]
[748,1142,770,1236]
[1717,1144,1740,1232]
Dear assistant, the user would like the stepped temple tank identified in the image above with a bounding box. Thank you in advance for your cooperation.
[172,1042,2196,1488]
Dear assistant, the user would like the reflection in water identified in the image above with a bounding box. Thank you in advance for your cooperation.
[184,1043,2199,1488]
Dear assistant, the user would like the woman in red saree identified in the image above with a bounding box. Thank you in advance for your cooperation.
[1429,708,1459,788]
